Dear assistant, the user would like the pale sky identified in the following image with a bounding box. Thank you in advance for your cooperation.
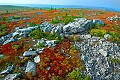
[0,0,120,10]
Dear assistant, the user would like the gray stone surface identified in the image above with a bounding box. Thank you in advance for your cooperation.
[34,55,40,63]
[0,65,15,75]
[104,34,111,39]
[74,34,120,80]
[4,73,21,80]
[23,51,37,56]
[0,54,4,58]
[25,61,36,74]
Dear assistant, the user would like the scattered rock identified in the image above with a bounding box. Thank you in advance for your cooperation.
[34,55,40,63]
[23,51,37,57]
[46,67,50,71]
[0,65,15,75]
[74,34,120,80]
[104,34,111,39]
[4,73,21,80]
[99,49,108,57]
[25,61,36,75]
[36,48,44,53]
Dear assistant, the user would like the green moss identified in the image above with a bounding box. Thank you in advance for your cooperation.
[67,69,90,80]
[51,16,78,25]
[12,44,21,50]
[36,42,45,48]
[111,58,120,63]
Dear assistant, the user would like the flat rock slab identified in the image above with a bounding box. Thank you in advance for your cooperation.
[25,61,36,75]
[0,65,15,75]
[4,73,21,80]
[23,51,37,57]
[34,55,40,63]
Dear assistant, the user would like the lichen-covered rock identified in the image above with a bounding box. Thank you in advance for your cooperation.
[25,61,36,75]
[34,55,40,63]
[4,73,21,80]
[23,51,37,57]
[0,65,15,75]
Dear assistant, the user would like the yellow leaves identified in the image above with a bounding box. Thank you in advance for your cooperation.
[90,29,107,37]
[21,57,29,63]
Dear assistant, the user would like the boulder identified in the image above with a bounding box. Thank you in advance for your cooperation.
[0,65,15,75]
[4,73,21,80]
[46,40,56,47]
[3,38,17,45]
[23,51,37,57]
[25,61,36,74]
[34,55,40,63]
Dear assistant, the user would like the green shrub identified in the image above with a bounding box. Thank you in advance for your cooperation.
[90,29,106,37]
[12,44,21,50]
[107,31,120,43]
[99,11,105,14]
[51,16,78,25]
[110,58,120,63]
[12,16,21,19]
[67,69,90,80]
[0,31,7,37]
[92,23,101,29]
[30,26,63,43]
[36,42,45,48]
[0,24,7,31]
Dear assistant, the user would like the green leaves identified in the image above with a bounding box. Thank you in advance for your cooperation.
[67,69,90,80]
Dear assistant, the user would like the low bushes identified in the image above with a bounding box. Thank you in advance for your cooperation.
[67,69,90,80]
[30,26,63,43]
[51,16,78,25]
[90,29,106,37]
[0,24,8,37]
[90,29,120,44]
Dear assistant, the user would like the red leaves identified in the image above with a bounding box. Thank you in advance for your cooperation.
[1,42,22,56]
[36,40,74,79]
[1,43,16,56]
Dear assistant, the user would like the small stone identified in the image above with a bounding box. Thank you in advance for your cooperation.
[104,34,111,39]
[34,55,40,63]
[61,49,64,53]
[99,49,108,57]
[0,54,4,58]
[29,48,33,51]
[46,67,50,70]
[23,51,37,56]
[0,65,15,75]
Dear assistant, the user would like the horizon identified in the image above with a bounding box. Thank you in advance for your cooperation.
[0,0,120,10]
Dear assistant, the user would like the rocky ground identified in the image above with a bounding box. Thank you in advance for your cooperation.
[75,34,120,80]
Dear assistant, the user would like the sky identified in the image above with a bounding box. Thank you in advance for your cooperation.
[0,0,120,10]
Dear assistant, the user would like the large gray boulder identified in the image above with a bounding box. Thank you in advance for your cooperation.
[63,18,92,34]
[23,51,37,57]
[4,73,21,80]
[25,61,36,74]
[3,38,17,45]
